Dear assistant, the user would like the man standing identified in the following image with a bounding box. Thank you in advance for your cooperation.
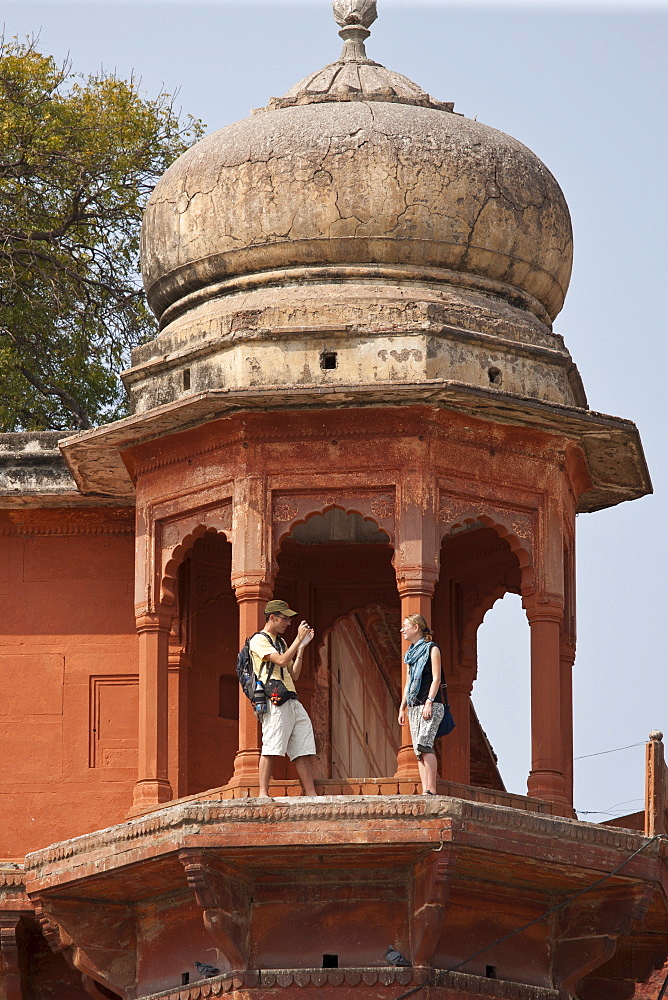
[249,600,317,798]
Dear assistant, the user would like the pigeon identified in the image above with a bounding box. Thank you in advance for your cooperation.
[385,946,411,967]
[194,962,219,979]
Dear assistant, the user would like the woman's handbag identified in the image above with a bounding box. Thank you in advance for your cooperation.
[435,677,456,738]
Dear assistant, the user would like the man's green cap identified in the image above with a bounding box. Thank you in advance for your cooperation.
[264,599,298,617]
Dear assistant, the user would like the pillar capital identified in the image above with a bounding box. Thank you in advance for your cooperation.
[524,599,564,625]
[232,581,274,606]
[395,568,438,598]
[134,608,173,633]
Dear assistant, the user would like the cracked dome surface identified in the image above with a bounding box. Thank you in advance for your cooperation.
[141,101,573,325]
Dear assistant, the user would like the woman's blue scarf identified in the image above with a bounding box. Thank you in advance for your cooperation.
[404,638,432,706]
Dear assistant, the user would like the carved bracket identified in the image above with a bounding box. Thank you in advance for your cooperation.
[180,851,250,971]
[553,884,655,993]
[32,897,135,1000]
[409,851,455,966]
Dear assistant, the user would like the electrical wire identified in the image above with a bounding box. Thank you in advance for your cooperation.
[577,797,644,817]
[574,741,646,761]
[391,834,668,1000]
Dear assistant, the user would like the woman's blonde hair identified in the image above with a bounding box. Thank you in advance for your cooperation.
[405,613,433,639]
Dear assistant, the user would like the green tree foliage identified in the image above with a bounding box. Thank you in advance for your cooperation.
[0,37,203,431]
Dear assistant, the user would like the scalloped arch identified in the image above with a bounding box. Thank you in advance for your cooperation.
[440,513,533,586]
[161,524,231,605]
[274,504,393,558]
[460,584,527,667]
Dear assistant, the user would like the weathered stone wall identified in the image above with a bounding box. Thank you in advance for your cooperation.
[0,505,137,856]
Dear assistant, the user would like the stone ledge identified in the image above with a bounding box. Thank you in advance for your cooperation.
[59,383,650,511]
[0,430,132,507]
[26,794,663,891]
[136,777,552,818]
[142,967,562,1000]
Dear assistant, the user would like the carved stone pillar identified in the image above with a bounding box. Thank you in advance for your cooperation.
[645,730,666,837]
[560,634,576,805]
[525,601,570,809]
[440,677,473,785]
[229,470,273,788]
[130,608,173,814]
[168,648,191,799]
[395,586,434,780]
[394,471,439,782]
[230,583,273,786]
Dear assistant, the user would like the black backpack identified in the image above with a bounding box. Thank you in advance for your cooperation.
[236,631,289,715]
[236,631,264,706]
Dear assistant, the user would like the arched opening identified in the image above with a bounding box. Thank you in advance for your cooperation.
[273,508,400,781]
[322,606,401,779]
[172,531,238,795]
[434,523,523,790]
[473,593,530,795]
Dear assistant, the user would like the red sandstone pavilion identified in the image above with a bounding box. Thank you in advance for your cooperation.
[1,2,667,999]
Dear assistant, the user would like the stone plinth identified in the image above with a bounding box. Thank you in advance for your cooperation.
[24,796,668,1000]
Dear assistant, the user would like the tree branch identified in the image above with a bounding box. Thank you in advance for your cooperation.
[18,366,92,430]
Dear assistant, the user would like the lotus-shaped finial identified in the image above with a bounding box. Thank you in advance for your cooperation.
[332,0,378,30]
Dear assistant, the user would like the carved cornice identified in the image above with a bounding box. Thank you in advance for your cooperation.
[0,507,134,536]
[128,404,562,481]
[0,866,25,889]
[139,967,561,1000]
[0,523,133,536]
[26,795,660,878]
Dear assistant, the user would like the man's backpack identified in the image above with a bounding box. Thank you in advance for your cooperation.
[236,632,267,716]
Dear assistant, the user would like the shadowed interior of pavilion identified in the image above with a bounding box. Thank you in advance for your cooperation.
[165,508,554,810]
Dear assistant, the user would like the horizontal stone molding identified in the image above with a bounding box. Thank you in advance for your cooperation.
[0,523,133,536]
[25,794,661,884]
[0,865,25,889]
[152,261,554,332]
[140,966,561,1000]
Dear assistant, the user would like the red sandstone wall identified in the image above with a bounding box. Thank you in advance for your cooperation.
[0,507,137,856]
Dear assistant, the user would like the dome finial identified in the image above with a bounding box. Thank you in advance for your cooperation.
[333,0,378,62]
[332,0,378,29]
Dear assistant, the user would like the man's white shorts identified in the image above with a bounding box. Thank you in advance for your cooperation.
[260,699,316,760]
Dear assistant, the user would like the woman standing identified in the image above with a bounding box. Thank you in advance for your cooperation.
[398,614,445,795]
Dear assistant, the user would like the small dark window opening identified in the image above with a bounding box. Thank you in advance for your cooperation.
[181,973,190,986]
[323,955,339,969]
[488,367,502,386]
[485,966,497,979]
[219,675,239,720]
[183,368,191,390]
[320,352,337,370]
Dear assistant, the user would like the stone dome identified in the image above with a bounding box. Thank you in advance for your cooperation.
[140,6,572,331]
[128,2,583,419]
